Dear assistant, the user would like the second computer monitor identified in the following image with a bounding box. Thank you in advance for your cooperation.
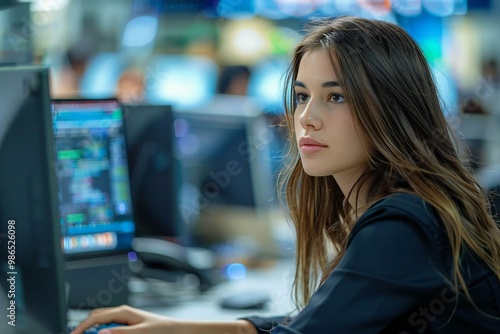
[51,98,136,308]
[174,96,279,255]
[51,98,136,258]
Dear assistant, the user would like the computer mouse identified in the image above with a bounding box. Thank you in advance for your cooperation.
[219,291,270,310]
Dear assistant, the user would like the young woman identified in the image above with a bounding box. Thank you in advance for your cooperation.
[71,16,500,334]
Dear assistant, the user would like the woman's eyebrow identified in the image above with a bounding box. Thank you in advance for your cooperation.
[322,81,340,88]
[293,80,306,88]
[293,80,341,88]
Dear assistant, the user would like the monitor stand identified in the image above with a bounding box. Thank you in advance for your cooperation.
[65,254,131,309]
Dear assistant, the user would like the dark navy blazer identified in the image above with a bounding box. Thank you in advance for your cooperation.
[243,193,500,333]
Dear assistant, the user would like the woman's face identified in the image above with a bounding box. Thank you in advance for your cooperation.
[294,49,368,180]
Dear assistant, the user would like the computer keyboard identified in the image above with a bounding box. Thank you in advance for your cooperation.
[67,322,126,333]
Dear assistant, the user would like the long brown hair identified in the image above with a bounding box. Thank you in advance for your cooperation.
[278,16,500,309]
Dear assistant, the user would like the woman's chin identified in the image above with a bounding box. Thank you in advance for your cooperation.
[302,166,331,177]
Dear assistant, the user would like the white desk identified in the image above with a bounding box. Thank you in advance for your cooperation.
[69,258,296,323]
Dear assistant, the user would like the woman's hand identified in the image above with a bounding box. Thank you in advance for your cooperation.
[70,305,177,334]
[70,304,258,334]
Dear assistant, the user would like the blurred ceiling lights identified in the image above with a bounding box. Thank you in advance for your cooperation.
[122,15,158,48]
[16,0,474,18]
[19,0,70,11]
[213,0,470,18]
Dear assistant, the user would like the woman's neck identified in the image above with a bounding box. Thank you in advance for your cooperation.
[333,167,370,215]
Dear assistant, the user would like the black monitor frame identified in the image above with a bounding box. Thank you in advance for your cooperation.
[0,66,67,333]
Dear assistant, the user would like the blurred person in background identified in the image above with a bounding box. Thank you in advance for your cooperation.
[479,59,500,115]
[115,67,145,104]
[482,60,500,85]
[217,65,251,95]
[50,15,100,98]
[71,16,500,334]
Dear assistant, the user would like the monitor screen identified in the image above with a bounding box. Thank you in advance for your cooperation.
[174,96,276,223]
[173,96,283,257]
[176,112,259,211]
[122,104,182,241]
[51,99,136,259]
[0,66,67,333]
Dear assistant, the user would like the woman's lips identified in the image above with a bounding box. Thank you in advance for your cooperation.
[299,137,328,154]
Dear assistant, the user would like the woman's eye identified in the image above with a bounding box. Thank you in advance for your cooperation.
[329,94,345,103]
[295,92,309,104]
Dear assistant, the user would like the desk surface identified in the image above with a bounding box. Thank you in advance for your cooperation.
[69,258,296,323]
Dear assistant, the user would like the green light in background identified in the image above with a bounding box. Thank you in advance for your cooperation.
[420,39,442,62]
[66,213,85,224]
[269,26,301,56]
[58,150,81,160]
[112,109,123,119]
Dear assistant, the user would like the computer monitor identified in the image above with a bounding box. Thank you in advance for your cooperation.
[177,112,256,207]
[122,104,183,242]
[0,66,67,333]
[174,95,280,256]
[51,98,136,308]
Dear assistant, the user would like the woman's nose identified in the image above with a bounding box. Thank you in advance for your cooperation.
[298,100,322,130]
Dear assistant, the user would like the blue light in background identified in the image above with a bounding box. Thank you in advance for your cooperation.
[392,0,423,16]
[79,53,126,98]
[144,55,218,111]
[255,0,288,19]
[423,0,455,16]
[122,15,158,48]
[398,12,458,117]
[247,57,287,113]
[216,0,256,19]
[128,251,138,262]
[225,263,247,280]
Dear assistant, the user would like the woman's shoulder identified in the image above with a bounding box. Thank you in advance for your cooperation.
[351,192,444,245]
[369,192,431,211]
[350,192,450,270]
[362,192,438,223]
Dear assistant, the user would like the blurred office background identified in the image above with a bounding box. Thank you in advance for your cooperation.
[2,0,500,267]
